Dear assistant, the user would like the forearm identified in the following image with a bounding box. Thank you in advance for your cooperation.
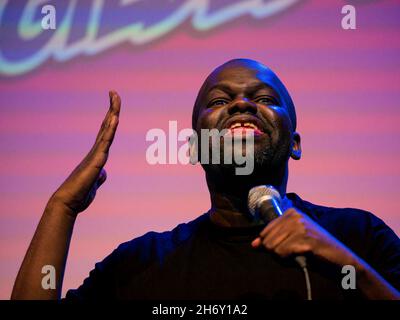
[11,200,77,300]
[323,242,400,299]
[352,257,400,300]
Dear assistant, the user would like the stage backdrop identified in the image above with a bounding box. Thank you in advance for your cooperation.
[0,0,399,299]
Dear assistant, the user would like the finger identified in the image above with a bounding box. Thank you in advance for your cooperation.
[94,91,120,145]
[109,90,121,117]
[274,233,311,258]
[252,221,293,250]
[262,215,300,249]
[97,115,119,154]
[254,209,300,249]
[258,217,280,238]
[94,97,113,144]
[262,225,292,251]
[96,168,107,187]
[84,115,118,171]
[259,208,300,238]
[251,219,285,248]
[251,221,290,250]
[251,237,262,248]
[97,91,120,143]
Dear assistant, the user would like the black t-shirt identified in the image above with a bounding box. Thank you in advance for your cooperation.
[65,193,400,300]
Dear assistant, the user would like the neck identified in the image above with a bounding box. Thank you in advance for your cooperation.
[205,164,288,227]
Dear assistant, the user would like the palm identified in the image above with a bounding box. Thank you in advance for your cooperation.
[51,91,121,215]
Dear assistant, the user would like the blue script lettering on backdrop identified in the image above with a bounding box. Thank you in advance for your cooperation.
[0,0,301,76]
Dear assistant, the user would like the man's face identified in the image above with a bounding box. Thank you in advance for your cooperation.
[194,63,298,173]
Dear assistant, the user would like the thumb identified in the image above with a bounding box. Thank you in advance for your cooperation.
[96,168,107,188]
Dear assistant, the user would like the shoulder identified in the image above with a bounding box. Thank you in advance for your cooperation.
[288,193,400,290]
[287,192,399,257]
[286,192,395,245]
[63,213,210,300]
[110,212,210,264]
[287,192,384,230]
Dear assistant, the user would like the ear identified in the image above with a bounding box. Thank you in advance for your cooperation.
[290,132,302,160]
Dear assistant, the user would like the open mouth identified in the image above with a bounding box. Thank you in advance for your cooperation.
[223,118,265,137]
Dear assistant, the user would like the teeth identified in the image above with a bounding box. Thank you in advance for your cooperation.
[230,122,242,129]
[229,122,259,130]
[244,122,258,130]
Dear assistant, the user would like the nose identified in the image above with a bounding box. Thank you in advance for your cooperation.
[227,97,257,115]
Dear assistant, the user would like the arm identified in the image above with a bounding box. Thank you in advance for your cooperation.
[353,258,400,300]
[251,208,400,300]
[11,91,121,300]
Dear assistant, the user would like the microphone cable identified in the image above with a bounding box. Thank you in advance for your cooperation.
[248,185,313,301]
[295,256,312,300]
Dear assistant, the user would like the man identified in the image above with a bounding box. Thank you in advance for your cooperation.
[11,59,400,300]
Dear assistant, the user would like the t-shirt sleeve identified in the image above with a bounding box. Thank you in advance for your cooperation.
[365,213,400,291]
[63,245,122,301]
[63,231,161,300]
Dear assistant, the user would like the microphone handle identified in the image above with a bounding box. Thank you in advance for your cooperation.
[251,189,312,300]
[258,198,307,266]
[258,198,311,298]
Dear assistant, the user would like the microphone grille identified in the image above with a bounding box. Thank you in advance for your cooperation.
[248,185,281,216]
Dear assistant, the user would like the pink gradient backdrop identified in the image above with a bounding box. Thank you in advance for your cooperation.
[1,1,399,298]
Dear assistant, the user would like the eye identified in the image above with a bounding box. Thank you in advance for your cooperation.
[256,96,279,105]
[208,99,229,107]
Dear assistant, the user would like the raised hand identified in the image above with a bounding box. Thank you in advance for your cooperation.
[11,91,122,299]
[50,90,121,216]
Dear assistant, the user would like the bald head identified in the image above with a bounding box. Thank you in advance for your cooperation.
[192,58,297,131]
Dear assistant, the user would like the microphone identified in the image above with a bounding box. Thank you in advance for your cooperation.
[248,185,312,300]
[247,185,283,223]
